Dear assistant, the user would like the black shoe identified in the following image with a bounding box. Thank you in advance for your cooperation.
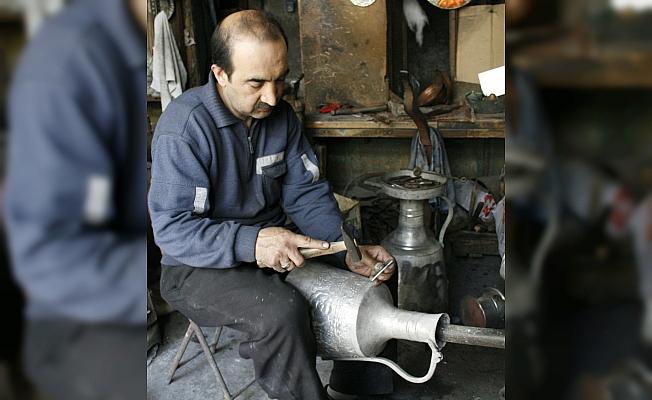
[326,385,358,400]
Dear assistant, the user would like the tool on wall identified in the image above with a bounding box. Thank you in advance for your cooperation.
[331,104,388,116]
[402,72,433,168]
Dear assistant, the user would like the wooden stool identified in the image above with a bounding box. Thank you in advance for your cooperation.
[167,319,256,399]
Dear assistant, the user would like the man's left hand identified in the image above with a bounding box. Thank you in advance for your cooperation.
[346,245,396,286]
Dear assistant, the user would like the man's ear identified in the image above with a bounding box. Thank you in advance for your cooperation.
[211,64,229,86]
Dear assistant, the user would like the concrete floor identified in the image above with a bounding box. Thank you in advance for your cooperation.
[147,312,504,400]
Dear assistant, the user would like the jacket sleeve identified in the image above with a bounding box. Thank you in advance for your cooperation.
[3,81,145,324]
[281,107,343,243]
[148,132,260,268]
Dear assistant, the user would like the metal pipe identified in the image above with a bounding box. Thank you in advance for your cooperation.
[436,323,505,349]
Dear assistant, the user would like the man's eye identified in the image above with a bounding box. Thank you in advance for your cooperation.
[250,82,263,89]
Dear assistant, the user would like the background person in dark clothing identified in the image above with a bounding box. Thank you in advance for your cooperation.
[148,10,396,400]
[3,1,147,399]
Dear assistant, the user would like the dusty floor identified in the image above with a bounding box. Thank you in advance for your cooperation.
[147,312,504,400]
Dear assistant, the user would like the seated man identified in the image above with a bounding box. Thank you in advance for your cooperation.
[148,10,395,400]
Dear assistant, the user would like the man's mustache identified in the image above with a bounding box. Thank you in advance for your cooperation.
[255,102,273,112]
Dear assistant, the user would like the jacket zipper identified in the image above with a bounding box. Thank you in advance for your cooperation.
[245,121,256,176]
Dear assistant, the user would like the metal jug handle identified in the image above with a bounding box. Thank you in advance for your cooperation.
[436,196,454,247]
[335,339,443,384]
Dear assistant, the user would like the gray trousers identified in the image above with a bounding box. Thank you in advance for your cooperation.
[23,320,144,400]
[160,263,329,400]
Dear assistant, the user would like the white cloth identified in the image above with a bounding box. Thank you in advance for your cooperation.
[628,196,652,343]
[151,10,187,111]
[403,0,429,47]
[23,0,66,36]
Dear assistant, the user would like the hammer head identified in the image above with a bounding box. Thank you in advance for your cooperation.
[341,224,362,263]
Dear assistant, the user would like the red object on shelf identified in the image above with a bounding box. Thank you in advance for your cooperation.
[319,103,342,114]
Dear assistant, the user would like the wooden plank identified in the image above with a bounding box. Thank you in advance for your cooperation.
[305,115,504,130]
[308,128,415,138]
[449,9,458,81]
[299,0,388,113]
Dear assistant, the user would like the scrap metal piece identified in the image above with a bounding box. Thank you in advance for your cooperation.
[461,288,505,329]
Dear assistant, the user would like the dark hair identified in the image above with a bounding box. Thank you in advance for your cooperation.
[210,10,288,78]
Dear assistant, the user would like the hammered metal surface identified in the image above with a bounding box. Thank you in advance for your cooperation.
[287,262,449,361]
[287,262,371,358]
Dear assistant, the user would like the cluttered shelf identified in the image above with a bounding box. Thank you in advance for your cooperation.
[511,50,652,88]
[508,20,652,88]
[305,108,505,139]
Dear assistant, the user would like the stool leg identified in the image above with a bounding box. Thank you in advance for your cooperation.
[167,323,194,384]
[190,320,233,400]
[231,378,257,398]
[210,326,223,354]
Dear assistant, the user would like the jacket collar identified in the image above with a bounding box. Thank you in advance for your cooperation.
[201,72,241,128]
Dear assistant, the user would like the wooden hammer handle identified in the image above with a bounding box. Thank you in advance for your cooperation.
[300,241,347,259]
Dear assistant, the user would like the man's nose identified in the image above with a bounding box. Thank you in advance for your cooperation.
[260,82,279,107]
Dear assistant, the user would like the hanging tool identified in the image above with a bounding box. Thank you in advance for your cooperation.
[402,71,433,168]
[331,104,388,116]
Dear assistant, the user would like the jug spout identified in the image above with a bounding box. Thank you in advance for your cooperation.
[359,300,449,353]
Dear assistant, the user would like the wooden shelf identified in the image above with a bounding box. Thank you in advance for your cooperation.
[512,53,652,88]
[305,113,505,139]
[510,35,652,88]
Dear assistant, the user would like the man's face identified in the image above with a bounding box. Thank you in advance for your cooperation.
[213,37,288,123]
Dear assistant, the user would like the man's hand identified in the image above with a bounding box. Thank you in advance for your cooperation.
[255,227,330,272]
[346,245,396,286]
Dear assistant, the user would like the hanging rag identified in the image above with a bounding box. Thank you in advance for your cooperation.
[403,0,429,47]
[151,10,187,111]
[23,0,66,36]
[408,126,456,210]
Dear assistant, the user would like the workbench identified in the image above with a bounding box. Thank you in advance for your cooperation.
[304,110,505,140]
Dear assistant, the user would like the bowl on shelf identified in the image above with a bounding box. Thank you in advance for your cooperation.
[428,0,471,10]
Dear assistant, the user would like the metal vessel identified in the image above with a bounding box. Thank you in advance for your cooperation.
[287,261,448,383]
[370,169,453,314]
[461,287,506,329]
[287,262,505,383]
